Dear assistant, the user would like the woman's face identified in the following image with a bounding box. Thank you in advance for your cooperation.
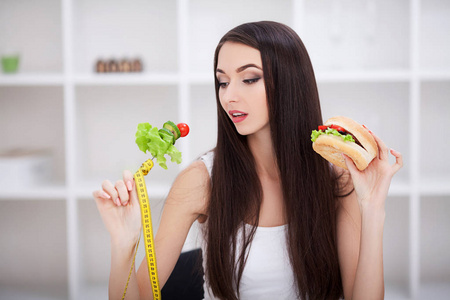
[216,42,269,136]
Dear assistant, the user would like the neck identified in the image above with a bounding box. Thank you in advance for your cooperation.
[247,127,279,180]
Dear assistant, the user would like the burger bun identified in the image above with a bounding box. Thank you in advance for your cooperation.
[312,116,378,171]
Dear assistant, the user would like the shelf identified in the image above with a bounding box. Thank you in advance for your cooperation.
[74,72,179,86]
[0,183,66,200]
[420,71,450,81]
[420,177,450,196]
[0,73,64,86]
[188,72,215,84]
[2,70,449,87]
[388,180,411,197]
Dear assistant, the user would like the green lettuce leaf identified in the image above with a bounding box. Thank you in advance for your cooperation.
[311,128,355,143]
[343,134,355,142]
[167,144,182,164]
[311,130,321,142]
[135,122,183,169]
[135,123,152,153]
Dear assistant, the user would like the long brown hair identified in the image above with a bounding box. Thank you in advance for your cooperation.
[206,21,344,299]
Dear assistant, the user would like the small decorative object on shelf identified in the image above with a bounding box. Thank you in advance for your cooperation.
[94,57,144,73]
[0,148,53,188]
[1,52,20,73]
[131,58,143,72]
[108,59,119,72]
[96,60,106,73]
[119,58,132,72]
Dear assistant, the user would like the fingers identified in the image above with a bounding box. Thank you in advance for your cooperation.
[129,178,138,206]
[92,189,111,200]
[103,179,128,206]
[366,126,403,172]
[123,170,134,192]
[390,148,403,174]
[364,125,403,172]
[92,189,112,209]
[342,153,360,175]
[102,180,120,206]
[115,180,129,205]
[98,171,135,206]
[123,170,138,206]
[369,131,389,160]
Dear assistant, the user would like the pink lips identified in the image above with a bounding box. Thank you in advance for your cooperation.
[229,110,248,123]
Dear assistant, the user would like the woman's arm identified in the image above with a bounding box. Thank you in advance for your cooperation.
[136,160,209,298]
[337,131,403,300]
[337,179,386,300]
[94,160,209,300]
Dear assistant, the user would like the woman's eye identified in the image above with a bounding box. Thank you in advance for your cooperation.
[218,82,229,88]
[243,78,261,84]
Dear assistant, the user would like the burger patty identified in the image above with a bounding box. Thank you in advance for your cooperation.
[341,131,365,151]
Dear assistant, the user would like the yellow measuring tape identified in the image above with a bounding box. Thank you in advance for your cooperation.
[122,158,161,300]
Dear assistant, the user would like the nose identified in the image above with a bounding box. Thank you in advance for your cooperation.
[221,81,239,106]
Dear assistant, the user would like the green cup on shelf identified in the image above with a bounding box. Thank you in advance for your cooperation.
[1,54,20,73]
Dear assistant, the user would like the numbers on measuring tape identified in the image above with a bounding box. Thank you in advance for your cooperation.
[122,159,161,300]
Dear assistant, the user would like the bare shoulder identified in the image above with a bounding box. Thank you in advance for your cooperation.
[165,159,210,217]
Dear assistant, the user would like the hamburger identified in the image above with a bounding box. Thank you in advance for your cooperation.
[311,116,378,171]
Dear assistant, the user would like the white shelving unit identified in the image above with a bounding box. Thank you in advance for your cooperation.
[1,0,449,299]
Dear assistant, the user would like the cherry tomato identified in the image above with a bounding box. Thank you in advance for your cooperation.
[318,125,328,131]
[330,124,346,132]
[177,123,190,137]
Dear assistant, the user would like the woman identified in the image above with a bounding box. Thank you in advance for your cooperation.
[93,21,403,300]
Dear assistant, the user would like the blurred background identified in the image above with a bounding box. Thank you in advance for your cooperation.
[0,0,449,299]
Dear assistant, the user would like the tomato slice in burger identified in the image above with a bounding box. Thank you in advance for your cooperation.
[318,125,328,131]
[330,124,346,132]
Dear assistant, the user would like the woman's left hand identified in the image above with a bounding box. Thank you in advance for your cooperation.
[343,130,403,212]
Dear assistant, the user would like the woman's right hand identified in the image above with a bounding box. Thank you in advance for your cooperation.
[93,170,142,247]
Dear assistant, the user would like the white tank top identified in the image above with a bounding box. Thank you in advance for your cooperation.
[199,151,298,300]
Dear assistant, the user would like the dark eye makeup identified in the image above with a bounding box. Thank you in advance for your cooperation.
[243,77,261,84]
[216,75,261,88]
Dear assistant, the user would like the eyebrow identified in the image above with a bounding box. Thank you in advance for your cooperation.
[216,63,262,74]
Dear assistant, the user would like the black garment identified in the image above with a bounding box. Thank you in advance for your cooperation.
[161,248,204,300]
